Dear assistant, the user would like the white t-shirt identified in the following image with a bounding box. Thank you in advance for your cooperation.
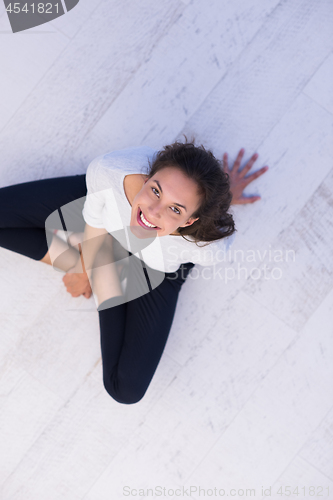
[82,146,236,273]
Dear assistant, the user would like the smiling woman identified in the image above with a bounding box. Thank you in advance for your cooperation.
[0,137,268,405]
[140,141,236,244]
[79,141,239,274]
[127,164,203,237]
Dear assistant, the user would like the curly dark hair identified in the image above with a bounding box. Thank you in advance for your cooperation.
[143,137,236,247]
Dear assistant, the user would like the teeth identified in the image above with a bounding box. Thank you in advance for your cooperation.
[140,210,157,228]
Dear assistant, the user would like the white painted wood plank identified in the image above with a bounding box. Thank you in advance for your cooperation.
[1,331,182,496]
[298,405,333,482]
[1,375,124,499]
[228,93,333,250]
[145,291,297,446]
[3,478,82,500]
[242,160,333,331]
[0,360,63,485]
[49,0,103,39]
[180,0,333,160]
[2,362,184,500]
[0,318,20,371]
[0,0,185,186]
[182,287,333,496]
[303,51,333,116]
[270,456,333,500]
[0,248,66,334]
[82,421,209,500]
[0,15,69,132]
[11,291,102,400]
[158,272,239,367]
[76,0,280,158]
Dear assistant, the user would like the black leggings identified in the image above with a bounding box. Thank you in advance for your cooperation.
[0,174,195,404]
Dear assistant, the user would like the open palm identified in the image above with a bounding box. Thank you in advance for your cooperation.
[223,148,269,205]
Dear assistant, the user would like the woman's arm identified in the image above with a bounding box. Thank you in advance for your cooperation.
[79,223,108,279]
[62,223,108,297]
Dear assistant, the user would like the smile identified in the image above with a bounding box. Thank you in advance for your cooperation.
[136,207,160,230]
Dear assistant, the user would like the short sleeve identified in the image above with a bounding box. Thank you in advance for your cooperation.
[82,156,106,228]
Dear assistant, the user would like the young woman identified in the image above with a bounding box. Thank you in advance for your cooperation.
[0,140,268,404]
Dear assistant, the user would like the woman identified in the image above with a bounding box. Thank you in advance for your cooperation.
[0,140,267,404]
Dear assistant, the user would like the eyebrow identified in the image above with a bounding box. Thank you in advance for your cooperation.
[153,180,187,212]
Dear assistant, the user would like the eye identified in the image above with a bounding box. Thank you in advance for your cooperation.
[151,187,181,215]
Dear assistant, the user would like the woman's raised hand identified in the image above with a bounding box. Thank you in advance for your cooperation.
[222,148,269,205]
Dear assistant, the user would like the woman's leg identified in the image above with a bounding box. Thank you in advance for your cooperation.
[0,174,195,404]
[0,174,87,269]
[98,260,195,405]
[40,233,82,272]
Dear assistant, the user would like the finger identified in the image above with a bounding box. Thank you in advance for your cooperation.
[240,152,258,178]
[232,148,245,172]
[231,194,259,205]
[237,195,261,204]
[243,165,268,185]
[222,153,229,173]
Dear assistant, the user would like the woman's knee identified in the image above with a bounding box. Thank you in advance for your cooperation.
[103,376,146,405]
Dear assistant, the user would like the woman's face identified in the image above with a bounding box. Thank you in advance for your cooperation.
[130,166,202,238]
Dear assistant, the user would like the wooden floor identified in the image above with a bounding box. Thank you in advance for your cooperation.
[0,0,332,498]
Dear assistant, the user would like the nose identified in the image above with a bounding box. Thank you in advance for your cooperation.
[146,203,162,223]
